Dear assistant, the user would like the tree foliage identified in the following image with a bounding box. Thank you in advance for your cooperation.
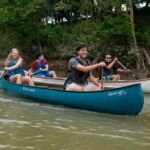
[0,0,150,70]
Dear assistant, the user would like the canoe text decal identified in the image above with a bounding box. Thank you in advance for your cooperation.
[108,90,127,96]
[22,87,35,92]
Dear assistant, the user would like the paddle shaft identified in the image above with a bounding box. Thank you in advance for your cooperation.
[117,61,128,70]
[0,70,5,79]
[30,70,41,76]
[101,67,104,90]
[117,60,139,79]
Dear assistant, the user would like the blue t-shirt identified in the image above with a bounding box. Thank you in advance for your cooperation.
[69,58,91,69]
[69,58,81,69]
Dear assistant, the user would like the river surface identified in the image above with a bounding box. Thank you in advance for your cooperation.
[0,91,150,150]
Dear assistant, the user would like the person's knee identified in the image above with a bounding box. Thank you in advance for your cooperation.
[17,74,21,77]
[111,75,115,80]
[111,75,118,81]
[16,74,22,79]
[116,74,120,80]
[94,86,101,91]
[91,86,101,91]
[73,86,83,91]
[117,74,120,78]
[25,76,31,80]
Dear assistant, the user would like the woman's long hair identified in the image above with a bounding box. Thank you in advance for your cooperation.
[5,48,21,67]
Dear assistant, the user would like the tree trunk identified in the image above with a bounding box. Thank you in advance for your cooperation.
[44,0,48,26]
[143,48,150,67]
[146,0,150,8]
[128,0,140,71]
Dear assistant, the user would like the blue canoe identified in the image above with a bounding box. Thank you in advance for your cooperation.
[0,78,144,116]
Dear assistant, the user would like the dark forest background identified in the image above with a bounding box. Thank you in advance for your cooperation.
[0,0,150,73]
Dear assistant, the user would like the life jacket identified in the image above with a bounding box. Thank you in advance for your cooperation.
[65,58,90,84]
[35,60,47,70]
[99,62,117,80]
[35,60,49,77]
[8,59,25,77]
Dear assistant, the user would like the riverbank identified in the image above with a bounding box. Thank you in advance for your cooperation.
[0,59,149,80]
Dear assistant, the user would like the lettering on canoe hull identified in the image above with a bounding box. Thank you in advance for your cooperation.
[22,87,35,92]
[108,90,127,97]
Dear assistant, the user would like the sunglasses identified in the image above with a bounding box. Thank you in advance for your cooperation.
[105,57,112,59]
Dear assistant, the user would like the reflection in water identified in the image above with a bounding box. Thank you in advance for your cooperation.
[0,93,150,150]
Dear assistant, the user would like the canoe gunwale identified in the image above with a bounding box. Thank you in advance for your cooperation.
[32,75,150,85]
[1,78,142,94]
[33,75,150,83]
[32,76,150,94]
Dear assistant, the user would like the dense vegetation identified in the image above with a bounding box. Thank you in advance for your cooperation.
[0,0,150,71]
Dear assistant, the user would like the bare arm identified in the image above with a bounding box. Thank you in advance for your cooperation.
[40,64,49,71]
[117,68,129,73]
[25,68,34,75]
[106,58,118,69]
[76,62,106,72]
[5,53,11,67]
[5,58,23,71]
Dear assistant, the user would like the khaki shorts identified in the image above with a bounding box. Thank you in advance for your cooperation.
[66,83,94,91]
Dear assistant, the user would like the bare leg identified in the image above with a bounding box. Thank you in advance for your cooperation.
[111,75,120,81]
[117,75,120,80]
[66,83,83,91]
[72,85,83,91]
[49,71,57,78]
[9,74,22,84]
[21,76,34,86]
[88,85,102,91]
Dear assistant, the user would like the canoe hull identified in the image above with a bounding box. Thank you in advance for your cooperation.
[1,79,144,116]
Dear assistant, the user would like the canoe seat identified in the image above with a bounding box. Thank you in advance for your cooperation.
[34,81,66,90]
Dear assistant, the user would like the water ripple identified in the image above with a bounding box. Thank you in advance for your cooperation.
[51,125,70,131]
[0,145,10,149]
[0,119,30,125]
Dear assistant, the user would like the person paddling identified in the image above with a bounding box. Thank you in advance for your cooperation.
[65,44,106,92]
[4,48,34,86]
[99,54,129,81]
[28,53,57,78]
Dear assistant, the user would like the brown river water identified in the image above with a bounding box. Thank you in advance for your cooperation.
[0,91,150,150]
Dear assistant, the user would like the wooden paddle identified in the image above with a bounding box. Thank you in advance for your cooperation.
[117,60,139,79]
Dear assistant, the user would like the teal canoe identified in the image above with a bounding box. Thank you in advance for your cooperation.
[0,78,144,116]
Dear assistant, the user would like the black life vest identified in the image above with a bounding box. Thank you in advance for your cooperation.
[65,57,90,85]
[99,62,118,79]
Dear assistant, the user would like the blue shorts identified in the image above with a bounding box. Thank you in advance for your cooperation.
[35,71,49,77]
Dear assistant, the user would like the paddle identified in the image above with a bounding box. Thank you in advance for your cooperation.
[101,67,104,90]
[0,70,5,79]
[28,70,40,76]
[117,60,139,79]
